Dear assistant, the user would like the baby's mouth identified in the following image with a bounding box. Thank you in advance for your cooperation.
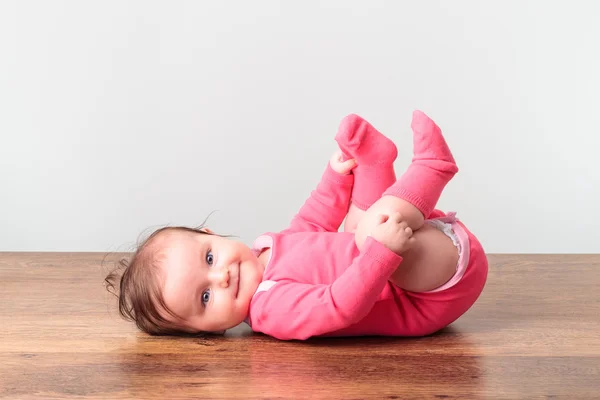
[235,264,241,298]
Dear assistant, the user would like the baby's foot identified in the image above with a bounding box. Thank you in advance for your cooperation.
[335,114,398,165]
[410,110,457,166]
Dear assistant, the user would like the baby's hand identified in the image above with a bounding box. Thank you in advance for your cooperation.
[330,149,357,175]
[369,213,415,255]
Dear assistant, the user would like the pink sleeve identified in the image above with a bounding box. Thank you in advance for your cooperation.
[281,164,354,234]
[249,237,402,340]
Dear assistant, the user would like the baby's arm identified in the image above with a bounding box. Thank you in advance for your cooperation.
[281,159,354,233]
[248,237,402,340]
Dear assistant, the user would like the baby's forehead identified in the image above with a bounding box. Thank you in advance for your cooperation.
[153,228,198,246]
[145,229,217,273]
[151,229,206,260]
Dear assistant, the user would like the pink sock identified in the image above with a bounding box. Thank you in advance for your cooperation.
[335,114,398,210]
[383,110,458,218]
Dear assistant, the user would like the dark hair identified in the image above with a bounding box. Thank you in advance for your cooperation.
[105,225,216,336]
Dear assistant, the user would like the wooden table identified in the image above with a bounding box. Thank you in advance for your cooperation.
[1,253,599,399]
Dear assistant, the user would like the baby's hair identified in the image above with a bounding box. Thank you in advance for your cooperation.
[104,219,225,336]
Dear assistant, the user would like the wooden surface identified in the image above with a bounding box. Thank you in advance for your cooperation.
[1,253,599,399]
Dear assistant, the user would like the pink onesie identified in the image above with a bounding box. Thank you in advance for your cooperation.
[247,165,488,341]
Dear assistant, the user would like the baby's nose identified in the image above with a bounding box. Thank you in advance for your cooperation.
[210,266,230,288]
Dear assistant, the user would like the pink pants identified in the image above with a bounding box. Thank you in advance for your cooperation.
[389,211,489,336]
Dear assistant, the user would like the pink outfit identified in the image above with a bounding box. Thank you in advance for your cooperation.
[382,111,458,218]
[335,114,398,210]
[247,165,488,341]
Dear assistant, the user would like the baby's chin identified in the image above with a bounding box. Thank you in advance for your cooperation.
[241,263,263,298]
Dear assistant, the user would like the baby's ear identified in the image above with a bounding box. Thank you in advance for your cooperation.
[200,227,214,234]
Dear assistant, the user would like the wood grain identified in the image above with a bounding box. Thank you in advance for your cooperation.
[1,253,599,399]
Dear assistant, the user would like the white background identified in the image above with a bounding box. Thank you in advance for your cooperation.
[1,1,598,253]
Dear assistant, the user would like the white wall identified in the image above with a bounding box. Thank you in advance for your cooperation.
[1,0,598,253]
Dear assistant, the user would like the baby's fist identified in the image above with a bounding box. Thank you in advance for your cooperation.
[369,213,415,255]
[330,149,357,175]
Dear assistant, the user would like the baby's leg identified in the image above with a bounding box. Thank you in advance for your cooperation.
[344,204,365,233]
[354,110,458,249]
[388,223,458,292]
[334,114,398,232]
[353,111,459,292]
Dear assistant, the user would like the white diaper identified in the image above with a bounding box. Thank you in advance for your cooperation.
[423,212,470,293]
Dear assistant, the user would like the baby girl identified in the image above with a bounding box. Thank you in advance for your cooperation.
[105,110,488,340]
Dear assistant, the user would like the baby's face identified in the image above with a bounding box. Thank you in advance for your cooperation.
[158,229,265,333]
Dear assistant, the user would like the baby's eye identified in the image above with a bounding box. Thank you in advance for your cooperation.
[206,250,214,266]
[202,289,211,305]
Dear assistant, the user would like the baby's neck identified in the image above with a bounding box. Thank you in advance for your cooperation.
[257,248,271,275]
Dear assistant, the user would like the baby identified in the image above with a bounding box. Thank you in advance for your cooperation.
[105,110,488,340]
